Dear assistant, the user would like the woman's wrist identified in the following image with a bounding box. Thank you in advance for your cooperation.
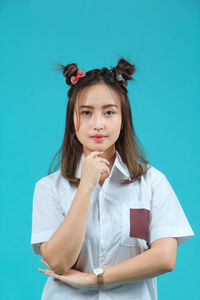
[78,180,94,195]
[87,272,98,288]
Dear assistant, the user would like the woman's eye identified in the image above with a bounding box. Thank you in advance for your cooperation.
[81,111,115,116]
[81,111,90,115]
[105,111,115,115]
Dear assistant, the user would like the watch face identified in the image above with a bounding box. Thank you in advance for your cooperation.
[94,268,104,276]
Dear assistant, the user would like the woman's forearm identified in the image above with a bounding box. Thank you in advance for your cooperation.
[42,182,93,274]
[100,248,173,288]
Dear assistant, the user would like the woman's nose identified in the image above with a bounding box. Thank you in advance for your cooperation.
[93,114,104,127]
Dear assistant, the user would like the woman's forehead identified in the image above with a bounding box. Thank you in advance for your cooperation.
[75,84,121,108]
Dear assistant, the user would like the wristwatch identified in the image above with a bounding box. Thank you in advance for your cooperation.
[92,268,105,288]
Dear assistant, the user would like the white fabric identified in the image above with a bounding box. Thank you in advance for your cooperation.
[31,150,194,300]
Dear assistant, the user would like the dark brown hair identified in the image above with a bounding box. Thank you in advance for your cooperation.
[48,57,150,188]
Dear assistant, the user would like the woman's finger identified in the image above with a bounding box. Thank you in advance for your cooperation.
[44,271,62,280]
[38,268,54,274]
[38,268,62,279]
[40,258,50,268]
[38,268,48,273]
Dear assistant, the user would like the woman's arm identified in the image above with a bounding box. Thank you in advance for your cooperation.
[101,237,177,287]
[40,182,93,275]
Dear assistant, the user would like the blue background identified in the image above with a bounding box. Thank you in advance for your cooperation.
[0,0,199,299]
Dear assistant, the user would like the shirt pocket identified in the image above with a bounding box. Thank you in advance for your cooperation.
[120,199,150,250]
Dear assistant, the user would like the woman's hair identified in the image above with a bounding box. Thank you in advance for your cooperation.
[48,57,150,188]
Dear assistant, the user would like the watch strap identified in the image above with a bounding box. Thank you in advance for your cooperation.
[97,273,104,288]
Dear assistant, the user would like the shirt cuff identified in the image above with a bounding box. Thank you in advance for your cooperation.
[31,229,57,256]
[148,226,195,247]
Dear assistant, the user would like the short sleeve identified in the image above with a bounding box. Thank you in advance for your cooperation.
[30,179,65,256]
[148,175,195,247]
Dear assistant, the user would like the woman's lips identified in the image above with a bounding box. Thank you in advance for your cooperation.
[91,136,106,142]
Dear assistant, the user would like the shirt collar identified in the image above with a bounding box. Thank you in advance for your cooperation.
[76,150,130,179]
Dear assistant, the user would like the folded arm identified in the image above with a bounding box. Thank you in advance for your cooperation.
[100,237,177,288]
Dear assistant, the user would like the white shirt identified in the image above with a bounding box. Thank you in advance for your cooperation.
[31,150,195,300]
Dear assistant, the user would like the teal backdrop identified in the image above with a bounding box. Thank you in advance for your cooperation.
[0,0,199,299]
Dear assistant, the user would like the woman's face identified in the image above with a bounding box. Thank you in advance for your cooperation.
[73,83,122,156]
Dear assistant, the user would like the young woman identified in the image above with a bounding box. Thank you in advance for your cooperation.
[31,58,194,300]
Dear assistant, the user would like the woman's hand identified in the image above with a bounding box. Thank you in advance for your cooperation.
[79,151,111,191]
[38,258,97,289]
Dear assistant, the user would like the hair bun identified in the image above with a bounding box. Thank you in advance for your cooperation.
[55,62,78,86]
[111,57,136,86]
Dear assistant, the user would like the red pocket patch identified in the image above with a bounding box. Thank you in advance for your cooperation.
[130,208,150,241]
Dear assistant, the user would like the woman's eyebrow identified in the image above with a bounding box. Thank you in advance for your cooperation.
[78,104,118,109]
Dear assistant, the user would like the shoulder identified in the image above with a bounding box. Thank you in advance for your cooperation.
[144,164,166,189]
[34,169,72,199]
[36,169,63,186]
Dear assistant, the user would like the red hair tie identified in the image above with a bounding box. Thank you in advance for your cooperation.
[70,69,86,85]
